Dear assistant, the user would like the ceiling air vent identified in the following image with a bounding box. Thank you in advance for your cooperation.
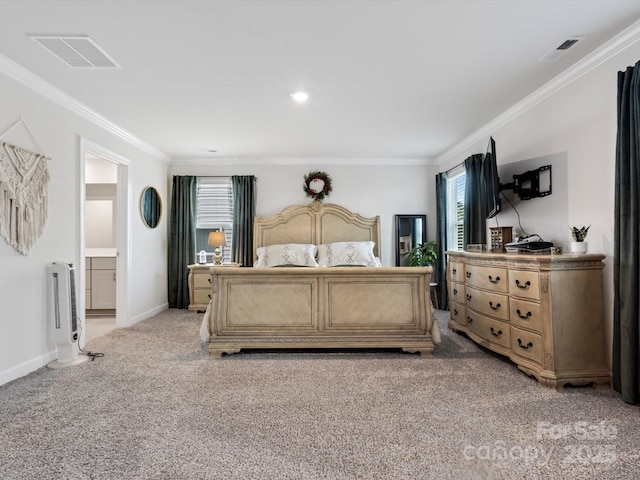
[29,35,120,69]
[539,36,584,62]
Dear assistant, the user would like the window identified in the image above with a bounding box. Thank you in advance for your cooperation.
[446,172,465,251]
[195,177,233,263]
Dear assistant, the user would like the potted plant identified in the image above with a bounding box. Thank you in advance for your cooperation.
[569,225,590,254]
[404,241,437,267]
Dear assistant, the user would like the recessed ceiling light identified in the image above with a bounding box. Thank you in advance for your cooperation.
[291,91,309,103]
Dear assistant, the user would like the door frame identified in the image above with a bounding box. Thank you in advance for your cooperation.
[79,137,131,340]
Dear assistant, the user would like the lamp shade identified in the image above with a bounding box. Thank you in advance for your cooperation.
[208,231,227,247]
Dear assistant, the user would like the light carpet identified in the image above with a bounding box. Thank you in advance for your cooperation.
[1,309,638,479]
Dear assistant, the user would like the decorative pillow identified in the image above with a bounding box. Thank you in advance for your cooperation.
[317,241,379,267]
[254,244,319,267]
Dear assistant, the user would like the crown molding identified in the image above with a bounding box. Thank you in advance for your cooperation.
[436,18,640,166]
[170,156,437,167]
[0,53,170,163]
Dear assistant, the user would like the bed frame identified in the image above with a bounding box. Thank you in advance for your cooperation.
[201,202,439,357]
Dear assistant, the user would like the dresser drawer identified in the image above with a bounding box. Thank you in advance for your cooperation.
[465,286,509,321]
[511,326,543,365]
[449,302,467,327]
[194,273,213,289]
[509,298,542,333]
[449,281,466,305]
[449,261,465,283]
[465,264,508,293]
[508,270,540,301]
[466,311,510,349]
[193,289,213,305]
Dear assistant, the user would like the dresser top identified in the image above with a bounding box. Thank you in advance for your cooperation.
[446,250,605,268]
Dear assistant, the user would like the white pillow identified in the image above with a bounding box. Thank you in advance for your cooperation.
[255,244,319,267]
[317,241,379,267]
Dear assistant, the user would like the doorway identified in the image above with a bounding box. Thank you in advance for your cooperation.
[80,138,130,345]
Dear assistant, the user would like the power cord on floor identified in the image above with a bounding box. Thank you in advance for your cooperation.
[77,319,105,361]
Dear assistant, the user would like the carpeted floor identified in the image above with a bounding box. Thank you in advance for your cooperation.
[1,309,638,479]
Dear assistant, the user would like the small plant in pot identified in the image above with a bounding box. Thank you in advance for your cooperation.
[569,225,590,254]
[404,241,437,267]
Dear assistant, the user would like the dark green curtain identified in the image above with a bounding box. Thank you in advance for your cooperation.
[231,175,257,266]
[435,172,449,310]
[463,154,486,248]
[168,176,196,309]
[614,61,640,404]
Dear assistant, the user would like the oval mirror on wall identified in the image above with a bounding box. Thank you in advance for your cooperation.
[141,186,162,228]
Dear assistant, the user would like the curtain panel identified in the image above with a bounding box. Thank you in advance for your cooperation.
[168,176,196,309]
[435,172,449,310]
[231,175,257,266]
[614,61,640,404]
[463,154,486,249]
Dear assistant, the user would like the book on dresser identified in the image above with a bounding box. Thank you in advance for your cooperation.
[446,250,609,391]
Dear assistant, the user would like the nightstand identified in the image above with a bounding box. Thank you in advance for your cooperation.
[188,263,241,312]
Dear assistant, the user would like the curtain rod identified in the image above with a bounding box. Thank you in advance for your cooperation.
[445,161,463,175]
[200,175,257,178]
[443,136,493,175]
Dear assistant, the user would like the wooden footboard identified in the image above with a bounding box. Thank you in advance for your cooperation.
[204,266,437,357]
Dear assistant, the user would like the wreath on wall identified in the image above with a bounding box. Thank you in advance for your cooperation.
[303,170,332,201]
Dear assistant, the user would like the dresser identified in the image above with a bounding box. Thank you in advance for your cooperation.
[446,251,609,391]
[188,263,240,312]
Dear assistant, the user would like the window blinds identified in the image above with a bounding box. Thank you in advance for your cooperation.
[446,173,465,251]
[196,177,233,263]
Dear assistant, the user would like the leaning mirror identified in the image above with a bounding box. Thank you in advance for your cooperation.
[141,186,162,229]
[395,214,427,266]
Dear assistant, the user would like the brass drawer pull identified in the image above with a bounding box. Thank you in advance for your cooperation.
[515,279,531,289]
[208,277,212,283]
[490,327,502,337]
[466,271,472,278]
[453,308,458,316]
[452,268,457,275]
[517,338,533,350]
[488,275,500,284]
[466,293,472,301]
[489,301,501,310]
[467,316,474,324]
[453,288,458,295]
[516,309,532,319]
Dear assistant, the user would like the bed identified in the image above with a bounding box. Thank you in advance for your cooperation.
[200,201,440,357]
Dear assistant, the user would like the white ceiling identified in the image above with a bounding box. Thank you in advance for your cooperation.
[1,0,640,162]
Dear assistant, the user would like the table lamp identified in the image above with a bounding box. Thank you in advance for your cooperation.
[208,231,227,265]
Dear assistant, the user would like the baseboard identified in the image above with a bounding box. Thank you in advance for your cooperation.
[1,304,169,386]
[0,349,57,387]
[127,303,169,327]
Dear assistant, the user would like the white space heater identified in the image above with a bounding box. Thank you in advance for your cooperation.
[47,262,89,368]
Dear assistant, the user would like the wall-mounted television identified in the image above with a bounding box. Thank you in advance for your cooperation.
[481,136,501,218]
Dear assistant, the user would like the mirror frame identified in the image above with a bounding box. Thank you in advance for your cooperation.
[395,214,427,266]
[140,186,162,229]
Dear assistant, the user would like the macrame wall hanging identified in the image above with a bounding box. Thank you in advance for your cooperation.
[0,119,50,255]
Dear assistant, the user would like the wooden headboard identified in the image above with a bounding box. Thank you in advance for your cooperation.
[253,202,381,262]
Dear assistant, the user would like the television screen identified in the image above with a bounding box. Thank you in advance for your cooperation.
[481,137,501,218]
